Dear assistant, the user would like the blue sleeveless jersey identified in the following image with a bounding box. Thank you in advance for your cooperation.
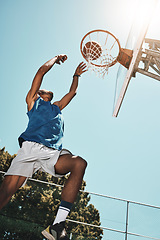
[19,97,64,150]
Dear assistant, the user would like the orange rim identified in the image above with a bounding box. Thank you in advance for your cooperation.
[80,29,121,68]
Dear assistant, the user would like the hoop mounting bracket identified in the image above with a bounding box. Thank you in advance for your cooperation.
[117,48,133,69]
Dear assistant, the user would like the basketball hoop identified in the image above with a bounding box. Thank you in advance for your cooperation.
[80,30,121,78]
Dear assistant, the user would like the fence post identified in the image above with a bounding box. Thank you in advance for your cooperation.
[125,201,129,240]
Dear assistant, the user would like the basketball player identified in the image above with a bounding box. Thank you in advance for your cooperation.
[0,54,88,240]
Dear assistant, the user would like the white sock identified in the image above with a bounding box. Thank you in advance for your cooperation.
[53,206,71,225]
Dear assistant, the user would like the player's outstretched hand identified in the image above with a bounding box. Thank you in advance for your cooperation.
[74,62,88,76]
[56,55,68,65]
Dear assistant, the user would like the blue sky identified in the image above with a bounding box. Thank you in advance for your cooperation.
[1,0,160,239]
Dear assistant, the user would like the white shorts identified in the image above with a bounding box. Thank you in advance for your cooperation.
[5,141,72,186]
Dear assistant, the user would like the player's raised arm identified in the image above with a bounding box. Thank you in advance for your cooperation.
[26,55,67,108]
[54,62,87,110]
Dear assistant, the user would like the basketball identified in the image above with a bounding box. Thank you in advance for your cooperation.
[83,41,102,61]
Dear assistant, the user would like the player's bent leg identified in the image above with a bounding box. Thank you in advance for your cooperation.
[55,154,87,203]
[0,175,27,210]
[42,155,87,240]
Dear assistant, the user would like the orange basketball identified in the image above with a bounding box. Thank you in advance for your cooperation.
[83,41,102,61]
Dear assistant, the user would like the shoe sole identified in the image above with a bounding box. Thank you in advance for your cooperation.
[41,229,56,240]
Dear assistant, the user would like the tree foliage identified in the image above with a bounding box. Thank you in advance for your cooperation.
[0,147,103,239]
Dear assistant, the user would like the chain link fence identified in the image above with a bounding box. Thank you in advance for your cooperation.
[0,170,160,240]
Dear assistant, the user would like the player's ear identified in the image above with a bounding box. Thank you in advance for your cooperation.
[49,91,53,100]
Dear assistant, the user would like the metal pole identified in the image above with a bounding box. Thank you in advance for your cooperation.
[125,201,129,240]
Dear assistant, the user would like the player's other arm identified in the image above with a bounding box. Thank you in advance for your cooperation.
[26,55,67,109]
[54,62,87,110]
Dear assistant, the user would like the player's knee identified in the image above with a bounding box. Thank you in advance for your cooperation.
[74,156,87,171]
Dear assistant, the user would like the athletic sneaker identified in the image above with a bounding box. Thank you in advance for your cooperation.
[41,221,69,240]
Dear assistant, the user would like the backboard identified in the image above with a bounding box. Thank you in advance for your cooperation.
[112,0,158,117]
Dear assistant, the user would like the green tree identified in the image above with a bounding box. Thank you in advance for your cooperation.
[0,147,103,239]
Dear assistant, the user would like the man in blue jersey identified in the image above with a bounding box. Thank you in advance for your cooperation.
[0,55,88,240]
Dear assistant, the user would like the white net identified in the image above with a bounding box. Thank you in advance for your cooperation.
[86,48,115,78]
[80,30,121,78]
